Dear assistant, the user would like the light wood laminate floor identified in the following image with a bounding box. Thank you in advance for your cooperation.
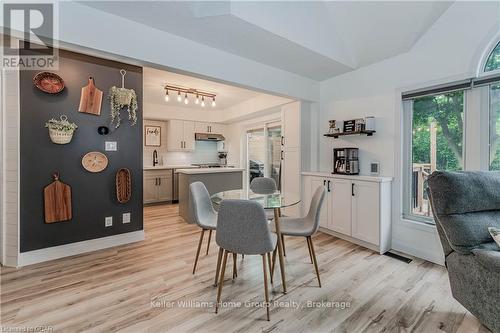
[1,204,489,333]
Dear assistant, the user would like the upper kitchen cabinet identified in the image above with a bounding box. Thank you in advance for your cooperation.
[167,120,195,151]
[281,102,301,149]
[195,122,225,135]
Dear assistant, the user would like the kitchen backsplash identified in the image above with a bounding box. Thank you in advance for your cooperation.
[143,119,221,166]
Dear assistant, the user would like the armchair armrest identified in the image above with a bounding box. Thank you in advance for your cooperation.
[471,249,500,272]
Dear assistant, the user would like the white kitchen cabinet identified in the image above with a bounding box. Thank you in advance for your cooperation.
[168,120,195,151]
[183,121,195,150]
[352,181,380,245]
[211,123,225,135]
[195,122,225,135]
[281,148,301,216]
[144,170,173,204]
[302,172,392,254]
[330,178,353,235]
[281,102,300,149]
[280,101,301,216]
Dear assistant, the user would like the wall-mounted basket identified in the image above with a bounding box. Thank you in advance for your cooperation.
[45,115,77,144]
[116,168,131,204]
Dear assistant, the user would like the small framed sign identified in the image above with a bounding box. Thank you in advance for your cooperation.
[145,126,161,146]
[343,119,356,133]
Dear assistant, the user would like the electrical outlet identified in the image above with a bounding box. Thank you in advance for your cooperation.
[122,213,131,224]
[105,141,117,151]
[105,216,113,227]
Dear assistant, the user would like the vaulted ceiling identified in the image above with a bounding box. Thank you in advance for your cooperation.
[81,1,453,81]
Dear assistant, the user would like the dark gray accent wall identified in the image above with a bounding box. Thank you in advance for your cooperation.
[20,48,143,252]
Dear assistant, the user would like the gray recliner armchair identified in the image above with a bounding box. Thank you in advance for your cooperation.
[427,171,500,333]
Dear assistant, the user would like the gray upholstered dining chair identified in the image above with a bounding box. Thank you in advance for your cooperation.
[190,181,218,274]
[271,185,326,287]
[250,177,287,254]
[250,177,277,194]
[214,199,277,321]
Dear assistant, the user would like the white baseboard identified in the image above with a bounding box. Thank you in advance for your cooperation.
[392,239,445,266]
[18,230,145,267]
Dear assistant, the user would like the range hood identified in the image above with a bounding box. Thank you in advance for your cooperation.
[195,133,225,141]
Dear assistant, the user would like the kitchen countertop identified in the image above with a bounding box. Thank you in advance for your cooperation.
[302,171,393,183]
[177,167,244,174]
[143,165,199,170]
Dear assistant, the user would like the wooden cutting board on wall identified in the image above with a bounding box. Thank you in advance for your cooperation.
[44,173,72,223]
[78,77,102,115]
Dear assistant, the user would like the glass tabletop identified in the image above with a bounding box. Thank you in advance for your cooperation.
[211,189,300,209]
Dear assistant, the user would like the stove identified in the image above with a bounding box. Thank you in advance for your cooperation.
[191,163,223,168]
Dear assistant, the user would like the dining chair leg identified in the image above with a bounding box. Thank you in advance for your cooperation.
[281,234,286,257]
[306,237,313,264]
[193,229,205,274]
[262,254,270,321]
[214,247,223,287]
[232,253,237,279]
[271,248,277,280]
[307,236,321,287]
[206,230,212,255]
[267,252,273,284]
[216,250,229,314]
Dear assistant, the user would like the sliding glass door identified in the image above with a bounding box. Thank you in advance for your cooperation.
[246,122,282,188]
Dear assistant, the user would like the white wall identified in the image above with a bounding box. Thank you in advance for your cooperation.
[318,1,500,264]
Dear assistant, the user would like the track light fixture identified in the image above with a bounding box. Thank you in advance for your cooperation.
[164,84,216,108]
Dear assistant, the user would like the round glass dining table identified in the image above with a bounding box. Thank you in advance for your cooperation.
[211,189,300,294]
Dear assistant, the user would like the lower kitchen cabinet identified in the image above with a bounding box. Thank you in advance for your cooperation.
[144,170,173,204]
[302,172,392,253]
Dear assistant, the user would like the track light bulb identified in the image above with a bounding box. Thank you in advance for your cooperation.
[184,93,189,104]
[201,97,205,107]
[211,97,216,107]
[164,91,169,102]
[195,95,199,104]
[177,91,182,102]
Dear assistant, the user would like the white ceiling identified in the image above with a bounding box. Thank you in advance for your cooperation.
[144,67,262,110]
[82,1,453,81]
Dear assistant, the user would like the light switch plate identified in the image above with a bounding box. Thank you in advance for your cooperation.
[105,216,113,227]
[105,141,117,151]
[123,213,131,224]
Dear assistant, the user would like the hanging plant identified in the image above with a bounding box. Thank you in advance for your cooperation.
[45,115,78,144]
[108,69,138,128]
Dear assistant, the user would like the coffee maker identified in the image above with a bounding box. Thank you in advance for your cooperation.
[333,148,359,175]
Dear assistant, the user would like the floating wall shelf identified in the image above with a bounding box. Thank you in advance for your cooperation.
[323,130,376,138]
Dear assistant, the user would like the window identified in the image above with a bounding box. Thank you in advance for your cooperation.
[402,38,500,224]
[484,42,500,72]
[404,91,465,221]
[490,84,500,170]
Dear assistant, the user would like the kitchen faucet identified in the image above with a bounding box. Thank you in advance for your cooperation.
[153,150,158,166]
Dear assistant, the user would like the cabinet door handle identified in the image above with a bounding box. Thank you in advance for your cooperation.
[281,136,284,146]
[158,178,161,186]
[323,180,326,186]
[327,180,331,192]
[155,178,158,186]
[281,151,284,160]
[352,183,355,196]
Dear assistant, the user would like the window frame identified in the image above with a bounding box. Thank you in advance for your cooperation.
[479,39,500,77]
[402,90,468,224]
